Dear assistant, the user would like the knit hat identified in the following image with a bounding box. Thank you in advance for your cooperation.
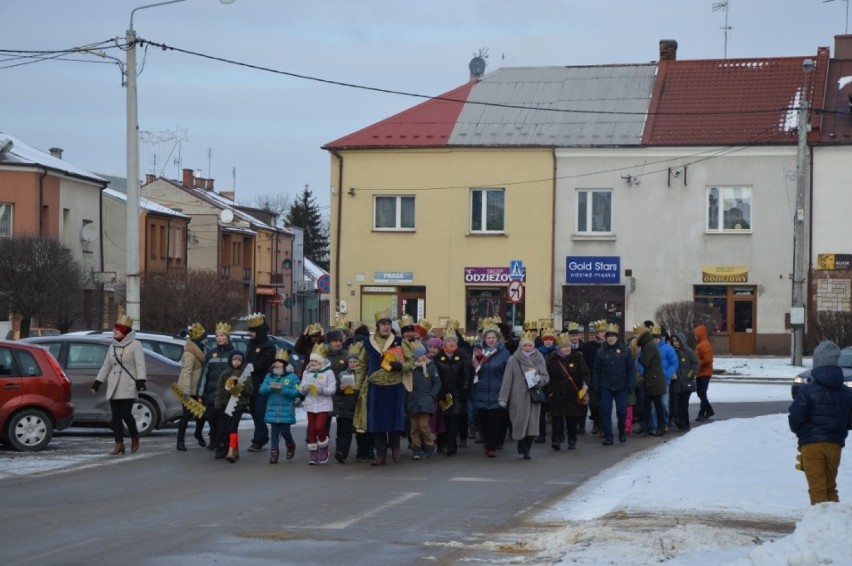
[310,342,329,364]
[346,352,359,362]
[325,329,345,342]
[412,344,427,359]
[813,340,841,368]
[427,337,443,350]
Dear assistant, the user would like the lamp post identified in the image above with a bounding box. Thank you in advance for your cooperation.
[124,0,234,328]
[791,58,815,366]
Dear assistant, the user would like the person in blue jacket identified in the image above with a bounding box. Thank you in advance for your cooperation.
[471,325,511,457]
[789,340,852,505]
[259,349,301,464]
[592,323,636,446]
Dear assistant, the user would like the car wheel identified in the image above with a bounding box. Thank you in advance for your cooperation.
[6,408,53,451]
[128,397,158,437]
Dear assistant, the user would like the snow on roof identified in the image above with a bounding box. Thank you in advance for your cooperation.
[304,256,327,282]
[0,132,106,184]
[103,188,189,218]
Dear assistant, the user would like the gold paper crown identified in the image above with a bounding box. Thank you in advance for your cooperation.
[215,321,232,335]
[592,320,609,332]
[274,348,290,362]
[306,322,323,336]
[566,322,581,333]
[188,322,206,341]
[555,333,572,347]
[540,327,556,338]
[480,317,500,332]
[375,308,392,323]
[415,318,432,332]
[311,342,330,359]
[523,320,538,331]
[519,330,537,344]
[445,319,460,330]
[651,324,662,336]
[606,323,620,334]
[335,319,352,330]
[632,323,650,336]
[116,314,134,328]
[245,312,265,328]
[398,314,415,328]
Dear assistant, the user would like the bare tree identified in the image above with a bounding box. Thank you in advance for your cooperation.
[654,301,721,347]
[0,236,86,337]
[253,193,292,222]
[813,311,852,349]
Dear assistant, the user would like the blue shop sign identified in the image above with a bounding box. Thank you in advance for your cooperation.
[566,256,620,284]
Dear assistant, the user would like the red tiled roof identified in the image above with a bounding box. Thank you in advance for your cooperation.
[643,48,830,145]
[818,58,852,144]
[323,81,475,149]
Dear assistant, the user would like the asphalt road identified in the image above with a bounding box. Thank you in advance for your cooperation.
[0,401,789,565]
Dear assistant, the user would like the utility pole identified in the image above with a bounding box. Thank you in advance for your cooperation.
[791,58,815,366]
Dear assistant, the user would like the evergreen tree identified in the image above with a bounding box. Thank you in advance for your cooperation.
[285,184,329,271]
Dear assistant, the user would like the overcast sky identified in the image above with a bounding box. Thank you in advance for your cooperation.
[1,0,845,214]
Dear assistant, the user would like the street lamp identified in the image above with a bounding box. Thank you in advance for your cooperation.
[125,0,234,328]
[791,58,815,366]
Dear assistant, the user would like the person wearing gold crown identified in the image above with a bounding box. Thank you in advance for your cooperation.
[259,348,300,464]
[434,322,473,456]
[498,330,549,459]
[245,313,277,452]
[546,331,590,450]
[471,322,512,458]
[295,322,325,361]
[92,313,147,455]
[592,323,635,445]
[354,308,414,466]
[175,322,207,452]
[582,320,609,436]
[300,343,337,464]
[634,324,667,438]
[197,322,237,451]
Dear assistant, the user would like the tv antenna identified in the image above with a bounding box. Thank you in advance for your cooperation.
[824,0,850,34]
[712,1,733,58]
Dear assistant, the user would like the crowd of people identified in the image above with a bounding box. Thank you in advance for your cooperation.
[91,311,717,464]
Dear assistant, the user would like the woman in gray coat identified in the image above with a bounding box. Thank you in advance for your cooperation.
[498,332,549,459]
[92,315,147,455]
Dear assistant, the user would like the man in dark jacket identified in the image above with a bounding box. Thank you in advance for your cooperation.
[592,324,635,446]
[245,313,277,452]
[634,325,667,437]
[789,340,852,505]
[197,322,237,452]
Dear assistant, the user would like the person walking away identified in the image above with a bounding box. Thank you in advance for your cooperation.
[694,324,715,421]
[592,324,635,445]
[214,351,253,462]
[197,322,236,450]
[91,314,147,455]
[670,332,699,430]
[545,332,590,450]
[300,343,337,464]
[259,349,300,463]
[789,340,852,504]
[176,322,207,451]
[498,331,549,460]
[245,313,277,452]
[633,324,667,437]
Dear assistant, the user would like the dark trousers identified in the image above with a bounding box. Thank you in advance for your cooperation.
[477,407,508,451]
[552,414,581,444]
[177,406,203,438]
[642,393,665,433]
[269,422,295,451]
[355,431,374,460]
[697,377,713,415]
[250,394,269,446]
[109,398,138,442]
[675,391,692,428]
[444,412,464,453]
[599,388,627,441]
[373,430,401,458]
[336,417,354,458]
[537,401,549,439]
[204,403,219,443]
[215,408,244,450]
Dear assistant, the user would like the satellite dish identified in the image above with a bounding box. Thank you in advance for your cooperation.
[469,56,486,77]
[80,223,98,242]
[219,209,234,223]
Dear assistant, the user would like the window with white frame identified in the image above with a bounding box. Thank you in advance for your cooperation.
[374,195,414,230]
[707,186,752,232]
[470,188,505,233]
[576,189,612,234]
[0,203,11,237]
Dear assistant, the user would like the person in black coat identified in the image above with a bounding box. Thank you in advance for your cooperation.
[197,322,237,450]
[245,314,277,452]
[789,340,852,504]
[582,320,607,436]
[435,331,473,456]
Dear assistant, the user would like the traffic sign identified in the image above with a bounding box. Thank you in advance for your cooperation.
[508,280,524,304]
[509,260,524,280]
[317,274,331,294]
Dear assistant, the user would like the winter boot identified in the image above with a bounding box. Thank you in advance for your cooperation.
[522,437,533,460]
[269,448,280,464]
[110,442,125,455]
[130,436,140,453]
[225,433,239,463]
[625,405,634,435]
[194,426,207,448]
[176,435,187,452]
[318,439,330,464]
[285,442,296,460]
[308,443,319,465]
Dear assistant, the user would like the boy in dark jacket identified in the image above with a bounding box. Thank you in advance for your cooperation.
[789,340,852,505]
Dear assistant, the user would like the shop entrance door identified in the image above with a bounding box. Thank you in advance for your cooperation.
[729,287,756,355]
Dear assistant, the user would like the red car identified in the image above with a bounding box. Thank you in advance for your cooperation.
[0,340,74,451]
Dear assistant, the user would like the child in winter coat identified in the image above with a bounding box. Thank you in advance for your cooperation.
[333,352,360,463]
[213,351,253,463]
[259,349,301,464]
[405,345,442,459]
[300,344,337,464]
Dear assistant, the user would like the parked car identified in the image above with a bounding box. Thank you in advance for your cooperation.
[5,328,61,340]
[65,330,185,363]
[791,346,852,398]
[0,339,74,451]
[211,332,304,375]
[22,335,183,436]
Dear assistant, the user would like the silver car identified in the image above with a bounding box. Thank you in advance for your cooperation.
[791,346,852,398]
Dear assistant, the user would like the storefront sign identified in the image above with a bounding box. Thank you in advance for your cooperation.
[566,256,620,284]
[817,254,852,271]
[373,271,413,283]
[464,267,526,284]
[363,286,396,293]
[702,265,749,283]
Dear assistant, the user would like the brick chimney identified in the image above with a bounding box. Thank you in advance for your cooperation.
[659,39,678,62]
[182,168,194,188]
[145,173,155,185]
[48,147,63,159]
[206,178,215,191]
[836,34,852,60]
